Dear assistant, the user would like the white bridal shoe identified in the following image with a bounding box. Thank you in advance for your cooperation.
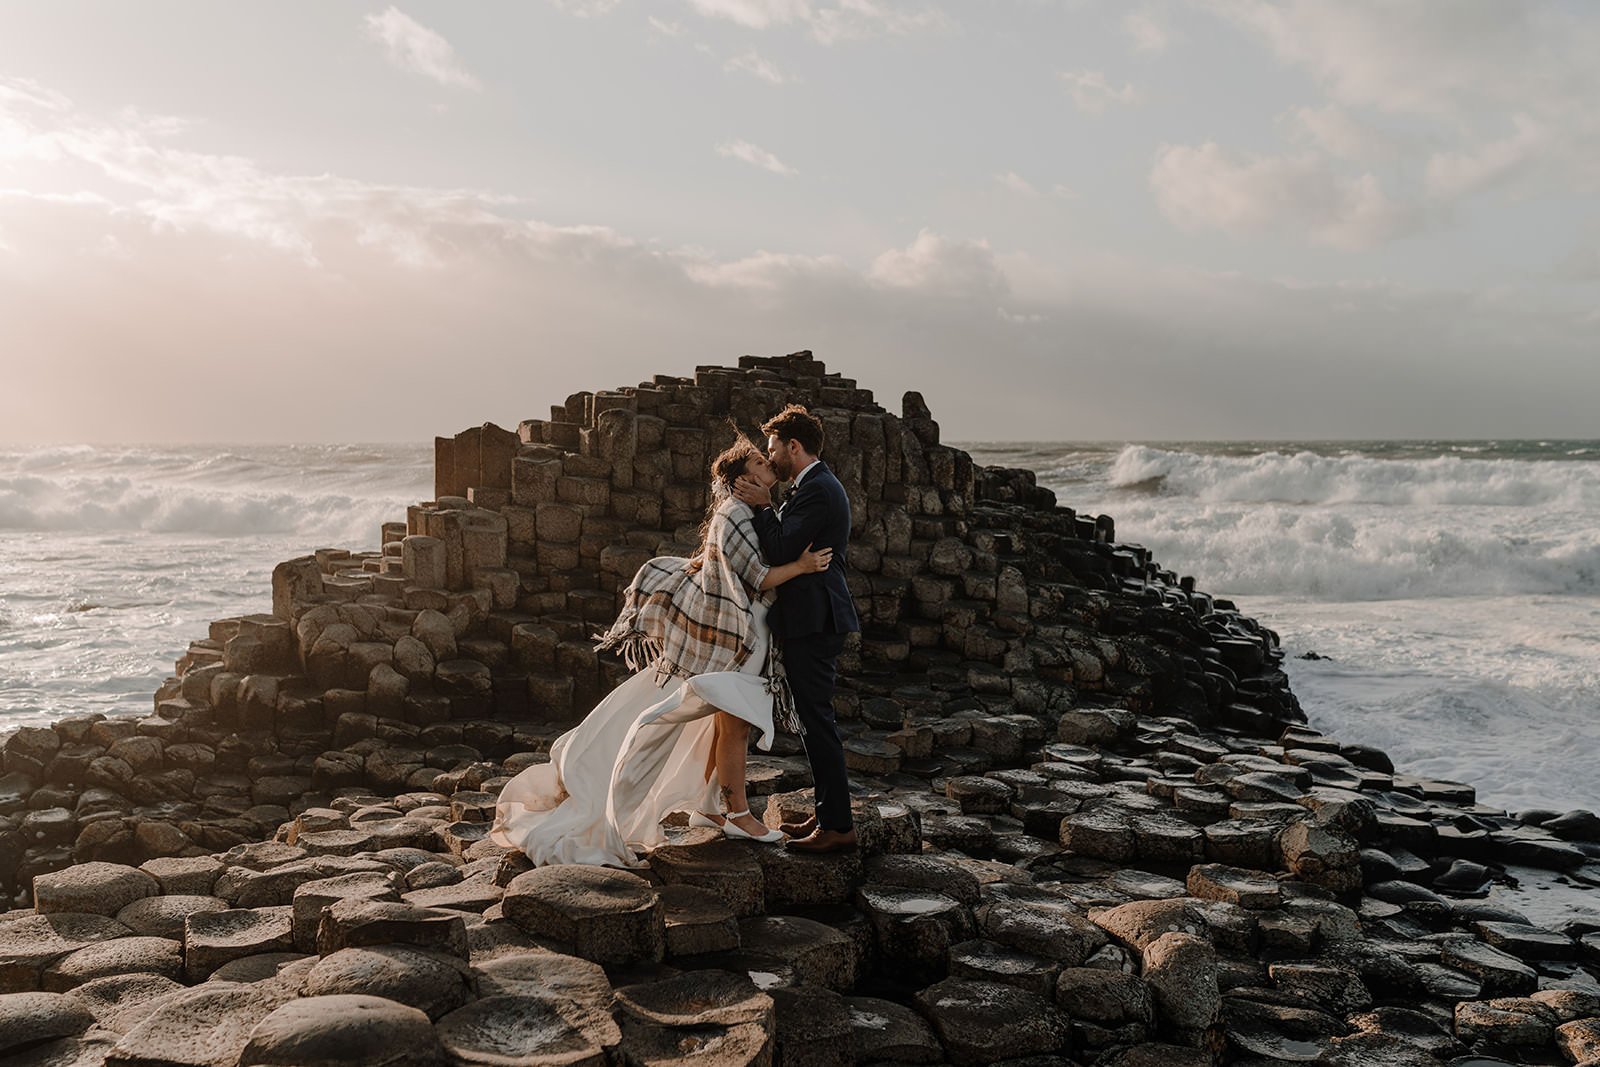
[688,811,724,828]
[721,810,784,843]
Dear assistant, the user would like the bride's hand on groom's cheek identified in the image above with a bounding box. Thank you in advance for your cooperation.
[733,476,771,507]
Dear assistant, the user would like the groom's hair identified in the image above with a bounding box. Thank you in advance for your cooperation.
[761,404,824,456]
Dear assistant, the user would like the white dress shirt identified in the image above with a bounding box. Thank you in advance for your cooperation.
[790,458,821,489]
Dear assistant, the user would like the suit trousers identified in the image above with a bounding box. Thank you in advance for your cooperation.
[781,630,852,831]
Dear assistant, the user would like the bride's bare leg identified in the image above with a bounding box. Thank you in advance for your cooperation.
[704,714,720,782]
[713,711,765,836]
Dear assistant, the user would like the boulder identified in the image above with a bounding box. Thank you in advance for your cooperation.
[501,865,664,965]
[1141,932,1219,1035]
[314,899,469,960]
[41,936,183,991]
[62,972,184,1034]
[183,907,294,981]
[612,972,773,1067]
[303,947,472,1021]
[843,995,943,1064]
[0,991,96,1053]
[237,993,444,1066]
[33,862,157,917]
[912,977,1070,1066]
[107,981,299,1067]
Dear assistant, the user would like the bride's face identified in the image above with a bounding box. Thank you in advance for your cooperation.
[743,454,778,488]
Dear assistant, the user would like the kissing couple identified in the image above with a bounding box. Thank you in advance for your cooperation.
[490,404,862,867]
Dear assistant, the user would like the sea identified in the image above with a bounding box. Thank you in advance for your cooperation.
[3,439,1598,822]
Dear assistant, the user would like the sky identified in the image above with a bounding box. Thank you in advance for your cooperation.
[1,0,1596,443]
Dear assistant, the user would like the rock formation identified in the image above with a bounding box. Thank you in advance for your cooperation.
[1,351,1597,1065]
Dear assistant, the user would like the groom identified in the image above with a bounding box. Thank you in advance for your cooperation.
[733,404,861,854]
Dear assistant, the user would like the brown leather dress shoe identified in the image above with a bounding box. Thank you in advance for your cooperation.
[778,817,817,838]
[783,828,858,854]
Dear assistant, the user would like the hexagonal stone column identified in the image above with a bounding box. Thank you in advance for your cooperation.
[502,865,665,965]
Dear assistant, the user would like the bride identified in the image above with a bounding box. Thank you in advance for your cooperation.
[489,434,832,868]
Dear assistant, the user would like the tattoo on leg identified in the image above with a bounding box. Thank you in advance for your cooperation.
[720,785,734,811]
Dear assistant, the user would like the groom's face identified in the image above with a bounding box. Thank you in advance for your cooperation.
[766,434,798,481]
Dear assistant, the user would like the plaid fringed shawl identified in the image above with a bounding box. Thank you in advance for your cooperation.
[594,496,801,735]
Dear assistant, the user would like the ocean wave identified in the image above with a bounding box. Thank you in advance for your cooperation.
[0,444,431,540]
[1078,497,1600,599]
[1104,444,1600,508]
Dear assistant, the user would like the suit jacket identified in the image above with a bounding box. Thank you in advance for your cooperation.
[752,459,861,638]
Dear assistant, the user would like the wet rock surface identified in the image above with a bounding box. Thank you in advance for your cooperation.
[2,352,1598,1064]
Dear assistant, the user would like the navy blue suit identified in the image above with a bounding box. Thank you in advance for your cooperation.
[752,459,860,832]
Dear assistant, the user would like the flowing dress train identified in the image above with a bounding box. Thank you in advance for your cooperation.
[489,598,777,868]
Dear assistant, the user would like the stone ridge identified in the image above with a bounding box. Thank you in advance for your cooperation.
[0,350,1596,1066]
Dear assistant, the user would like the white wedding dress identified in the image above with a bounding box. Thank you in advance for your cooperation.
[490,598,778,868]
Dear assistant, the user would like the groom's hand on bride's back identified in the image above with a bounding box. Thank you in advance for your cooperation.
[733,476,772,508]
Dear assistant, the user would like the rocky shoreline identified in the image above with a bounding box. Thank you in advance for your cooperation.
[2,350,1598,1066]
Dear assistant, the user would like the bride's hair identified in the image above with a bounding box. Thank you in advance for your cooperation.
[684,430,763,575]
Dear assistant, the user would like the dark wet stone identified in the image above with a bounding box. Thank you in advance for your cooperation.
[1268,961,1372,1012]
[1143,932,1218,1033]
[1413,961,1482,999]
[1541,809,1600,841]
[1453,997,1555,1047]
[857,886,972,981]
[912,977,1069,1066]
[1054,966,1153,1029]
[770,985,852,1067]
[843,995,942,1064]
[1345,1006,1459,1058]
[612,971,772,1067]
[648,838,766,918]
[659,883,739,958]
[864,854,982,906]
[738,915,859,991]
[1471,921,1574,961]
[948,938,1059,997]
[975,889,1106,965]
[1440,938,1538,996]
[1433,860,1492,895]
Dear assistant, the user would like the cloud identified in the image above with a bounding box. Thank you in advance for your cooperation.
[867,229,1007,298]
[724,50,788,84]
[684,0,955,44]
[1208,1,1600,201]
[1122,9,1170,54]
[647,15,686,36]
[2,73,1596,446]
[1287,104,1399,162]
[549,0,623,15]
[1150,141,1419,249]
[362,7,482,91]
[994,171,1037,196]
[1058,71,1137,114]
[715,138,797,175]
[1424,115,1548,200]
